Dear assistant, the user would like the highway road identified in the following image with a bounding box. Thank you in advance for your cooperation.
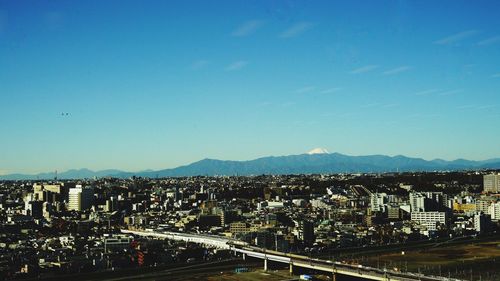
[122,229,464,281]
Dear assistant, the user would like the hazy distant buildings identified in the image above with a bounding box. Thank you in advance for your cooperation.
[484,173,500,193]
[68,185,94,211]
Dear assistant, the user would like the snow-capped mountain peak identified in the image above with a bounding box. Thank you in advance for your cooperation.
[307,148,329,155]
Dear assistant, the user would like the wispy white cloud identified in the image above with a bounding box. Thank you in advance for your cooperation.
[382,103,399,108]
[382,66,412,75]
[320,87,341,94]
[305,120,319,126]
[232,20,264,37]
[477,104,497,110]
[190,60,209,70]
[279,22,314,38]
[383,120,400,127]
[407,113,441,119]
[321,112,357,119]
[414,89,439,96]
[322,112,357,119]
[360,102,381,109]
[438,89,462,96]
[492,73,500,78]
[349,65,378,74]
[295,86,316,94]
[258,101,272,107]
[225,60,248,71]
[281,101,296,107]
[434,30,479,45]
[477,35,500,46]
[360,102,398,109]
[338,112,357,118]
[321,112,336,117]
[414,88,461,96]
[457,104,496,110]
[456,105,476,110]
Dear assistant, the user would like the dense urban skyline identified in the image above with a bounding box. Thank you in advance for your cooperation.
[2,0,500,174]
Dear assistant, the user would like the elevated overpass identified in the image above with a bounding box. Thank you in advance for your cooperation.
[121,229,463,281]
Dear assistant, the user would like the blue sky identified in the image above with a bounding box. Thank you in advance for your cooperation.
[1,0,500,174]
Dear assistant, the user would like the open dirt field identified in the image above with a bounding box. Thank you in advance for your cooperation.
[356,239,500,280]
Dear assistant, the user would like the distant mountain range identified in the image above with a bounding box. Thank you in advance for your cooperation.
[2,149,500,180]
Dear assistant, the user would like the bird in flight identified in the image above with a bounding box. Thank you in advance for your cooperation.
[61,112,69,116]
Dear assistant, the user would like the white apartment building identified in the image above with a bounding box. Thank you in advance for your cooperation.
[370,193,387,212]
[411,211,448,231]
[489,201,500,221]
[409,192,427,212]
[484,174,500,193]
[68,185,94,211]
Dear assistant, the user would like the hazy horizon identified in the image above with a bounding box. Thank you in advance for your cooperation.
[2,148,500,176]
[2,1,500,174]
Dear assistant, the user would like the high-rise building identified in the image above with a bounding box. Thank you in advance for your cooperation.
[409,192,447,212]
[105,196,117,212]
[476,197,494,213]
[409,192,427,212]
[484,174,500,193]
[370,193,387,212]
[474,212,490,233]
[299,220,315,246]
[255,231,274,249]
[24,200,43,218]
[424,192,447,208]
[68,185,94,211]
[33,182,74,202]
[387,204,401,220]
[42,202,52,219]
[489,202,500,221]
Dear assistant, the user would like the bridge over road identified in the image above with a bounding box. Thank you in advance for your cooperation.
[121,229,464,281]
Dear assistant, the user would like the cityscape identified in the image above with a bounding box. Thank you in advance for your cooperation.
[2,169,500,280]
[2,0,500,280]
